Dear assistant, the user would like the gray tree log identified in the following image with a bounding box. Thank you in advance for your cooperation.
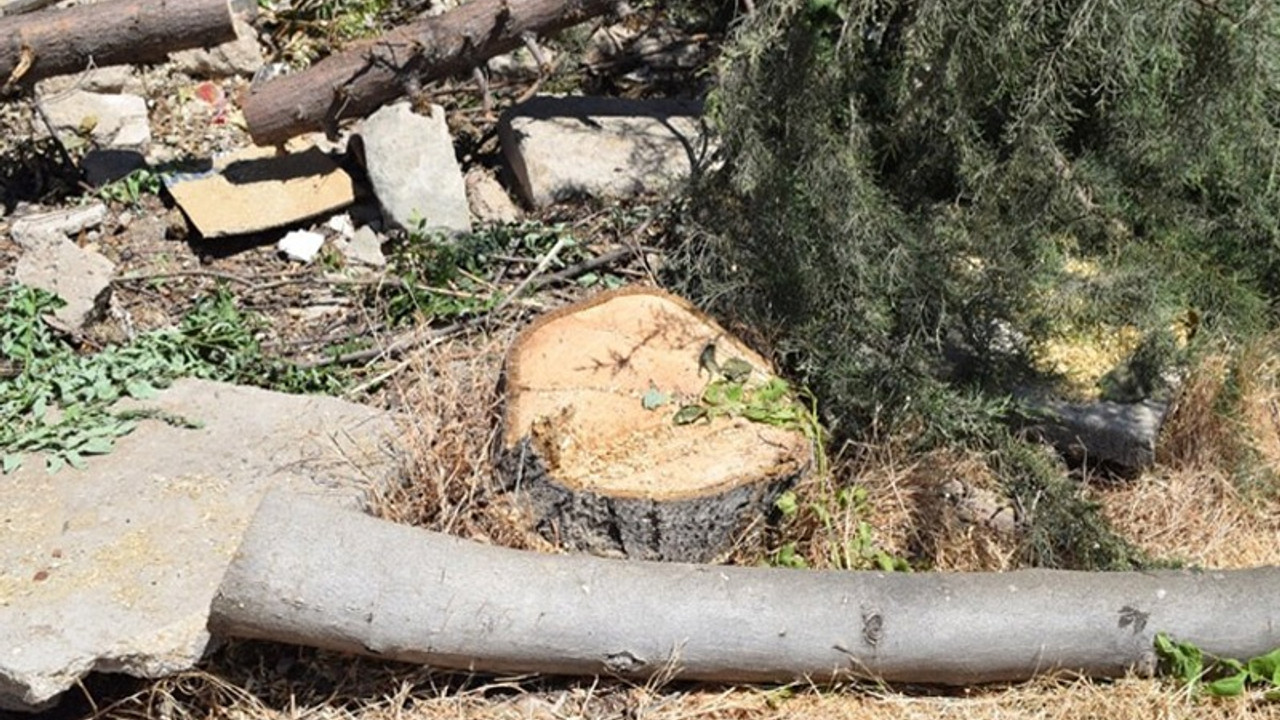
[211,491,1280,685]
[0,0,237,89]
[240,0,615,145]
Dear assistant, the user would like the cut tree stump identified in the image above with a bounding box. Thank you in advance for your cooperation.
[496,287,813,562]
[0,0,237,89]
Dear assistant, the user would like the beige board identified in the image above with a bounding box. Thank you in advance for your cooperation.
[167,145,354,238]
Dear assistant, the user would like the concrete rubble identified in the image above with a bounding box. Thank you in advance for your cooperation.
[0,379,401,712]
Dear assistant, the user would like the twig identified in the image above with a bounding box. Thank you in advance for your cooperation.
[530,246,636,290]
[297,234,576,369]
[112,269,256,286]
[491,232,573,315]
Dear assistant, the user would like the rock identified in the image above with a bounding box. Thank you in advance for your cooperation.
[340,226,386,268]
[486,45,555,80]
[35,66,135,95]
[0,378,401,712]
[165,145,355,238]
[40,90,150,154]
[13,235,115,332]
[9,203,108,247]
[39,90,151,184]
[169,14,264,79]
[1021,396,1167,472]
[465,167,522,223]
[277,229,325,262]
[359,102,470,234]
[499,96,711,208]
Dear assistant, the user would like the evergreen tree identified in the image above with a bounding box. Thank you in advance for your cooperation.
[679,0,1280,567]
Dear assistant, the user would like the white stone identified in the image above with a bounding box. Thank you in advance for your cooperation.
[359,102,470,234]
[277,229,325,262]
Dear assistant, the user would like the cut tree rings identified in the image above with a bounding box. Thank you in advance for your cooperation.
[497,287,813,562]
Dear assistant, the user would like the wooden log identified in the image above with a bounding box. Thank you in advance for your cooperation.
[0,0,238,89]
[496,287,812,562]
[211,490,1280,685]
[240,0,615,146]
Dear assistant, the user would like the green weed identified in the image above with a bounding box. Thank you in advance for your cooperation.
[1156,633,1280,701]
[96,167,164,207]
[0,284,346,473]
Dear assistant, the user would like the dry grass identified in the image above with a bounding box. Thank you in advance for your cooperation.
[366,325,554,553]
[1099,339,1280,570]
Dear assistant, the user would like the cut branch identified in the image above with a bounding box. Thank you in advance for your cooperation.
[240,0,614,146]
[212,492,1280,685]
[0,0,237,89]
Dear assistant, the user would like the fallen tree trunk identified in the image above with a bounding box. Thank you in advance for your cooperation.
[240,0,614,146]
[211,491,1280,686]
[0,0,237,89]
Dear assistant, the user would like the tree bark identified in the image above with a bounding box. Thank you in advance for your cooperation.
[211,491,1280,686]
[0,0,237,89]
[240,0,615,146]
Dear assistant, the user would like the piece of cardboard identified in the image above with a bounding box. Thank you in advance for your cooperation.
[166,145,355,238]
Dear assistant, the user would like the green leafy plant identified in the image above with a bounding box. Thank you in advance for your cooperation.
[96,167,164,207]
[1156,633,1280,700]
[769,485,911,571]
[0,284,346,473]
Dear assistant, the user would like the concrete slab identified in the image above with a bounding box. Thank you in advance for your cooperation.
[499,96,711,208]
[0,379,401,711]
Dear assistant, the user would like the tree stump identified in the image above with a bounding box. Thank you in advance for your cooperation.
[497,287,813,562]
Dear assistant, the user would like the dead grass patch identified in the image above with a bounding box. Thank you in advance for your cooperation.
[367,325,552,552]
[1102,339,1280,569]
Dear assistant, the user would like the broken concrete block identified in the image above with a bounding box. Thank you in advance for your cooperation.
[499,95,711,208]
[0,378,401,712]
[9,203,108,248]
[1022,397,1167,471]
[13,236,115,332]
[359,102,470,234]
[166,145,355,238]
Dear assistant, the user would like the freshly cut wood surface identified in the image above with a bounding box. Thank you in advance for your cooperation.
[499,287,811,561]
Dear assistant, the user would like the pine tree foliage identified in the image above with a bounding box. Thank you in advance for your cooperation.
[678,0,1280,568]
[689,0,1280,433]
